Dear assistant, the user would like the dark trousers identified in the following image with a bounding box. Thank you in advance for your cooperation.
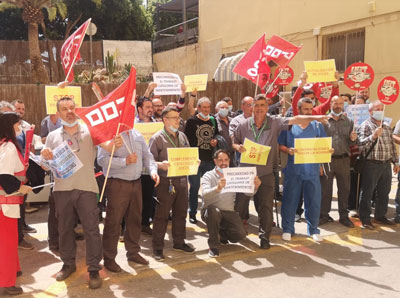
[320,157,351,220]
[188,160,214,216]
[235,174,275,240]
[141,175,155,226]
[395,173,400,216]
[152,176,188,250]
[359,160,392,222]
[48,190,59,246]
[201,206,246,249]
[53,190,102,271]
[103,178,142,260]
[348,170,361,210]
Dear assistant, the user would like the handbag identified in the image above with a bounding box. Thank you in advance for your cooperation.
[354,139,378,173]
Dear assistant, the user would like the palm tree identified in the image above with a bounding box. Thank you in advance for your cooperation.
[0,0,67,83]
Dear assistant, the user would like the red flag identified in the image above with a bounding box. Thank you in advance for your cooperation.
[233,34,269,88]
[75,67,136,145]
[264,35,302,68]
[24,128,34,165]
[61,19,91,82]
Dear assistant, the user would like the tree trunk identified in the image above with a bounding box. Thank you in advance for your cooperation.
[28,22,50,84]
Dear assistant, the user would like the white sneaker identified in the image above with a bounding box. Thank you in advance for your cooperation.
[311,234,322,242]
[282,233,291,241]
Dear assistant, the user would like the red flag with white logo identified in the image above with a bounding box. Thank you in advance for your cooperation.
[61,19,91,82]
[264,35,302,68]
[233,34,269,88]
[75,67,136,145]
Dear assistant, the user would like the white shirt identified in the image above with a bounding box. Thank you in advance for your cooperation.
[0,142,24,218]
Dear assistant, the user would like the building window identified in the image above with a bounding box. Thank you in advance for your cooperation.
[323,29,365,72]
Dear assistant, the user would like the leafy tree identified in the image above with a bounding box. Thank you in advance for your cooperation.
[0,0,67,83]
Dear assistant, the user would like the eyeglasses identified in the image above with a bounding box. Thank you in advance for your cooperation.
[165,116,180,121]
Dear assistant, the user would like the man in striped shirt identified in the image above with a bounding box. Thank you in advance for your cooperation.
[356,101,399,229]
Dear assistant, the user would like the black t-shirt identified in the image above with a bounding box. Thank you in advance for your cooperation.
[184,115,218,161]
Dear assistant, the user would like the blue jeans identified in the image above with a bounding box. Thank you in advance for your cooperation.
[359,160,392,222]
[394,173,400,216]
[188,160,214,216]
[281,174,321,236]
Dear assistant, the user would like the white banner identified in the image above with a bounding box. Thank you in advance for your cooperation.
[221,167,257,194]
[153,72,182,95]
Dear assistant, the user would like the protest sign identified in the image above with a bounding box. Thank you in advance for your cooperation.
[304,59,336,83]
[45,142,83,179]
[377,76,399,105]
[294,137,332,164]
[344,62,374,90]
[345,104,369,127]
[240,138,271,165]
[315,83,333,103]
[134,122,164,145]
[221,167,257,194]
[167,147,199,177]
[153,72,182,95]
[184,74,208,92]
[45,86,82,114]
[274,66,294,86]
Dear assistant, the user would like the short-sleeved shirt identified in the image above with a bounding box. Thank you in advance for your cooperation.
[149,128,190,178]
[278,121,326,177]
[234,116,289,177]
[45,124,98,193]
[0,142,24,218]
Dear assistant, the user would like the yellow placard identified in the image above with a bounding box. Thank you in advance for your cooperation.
[240,138,271,165]
[304,59,336,83]
[183,74,208,92]
[135,122,164,145]
[167,147,199,177]
[45,86,82,114]
[294,137,332,164]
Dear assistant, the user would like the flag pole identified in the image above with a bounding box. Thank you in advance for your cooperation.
[64,19,91,82]
[254,74,260,98]
[264,68,283,95]
[99,122,122,203]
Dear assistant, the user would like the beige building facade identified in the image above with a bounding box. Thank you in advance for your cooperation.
[154,0,400,122]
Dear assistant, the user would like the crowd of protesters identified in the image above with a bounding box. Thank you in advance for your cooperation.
[0,70,399,295]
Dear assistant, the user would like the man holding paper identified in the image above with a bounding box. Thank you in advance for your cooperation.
[41,97,121,289]
[201,149,261,258]
[149,106,195,261]
[233,94,329,249]
[278,97,328,242]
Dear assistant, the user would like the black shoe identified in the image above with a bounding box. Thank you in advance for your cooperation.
[141,225,153,236]
[319,217,329,226]
[23,225,37,233]
[16,271,22,277]
[173,243,195,253]
[220,238,229,245]
[327,216,334,222]
[339,217,355,228]
[75,232,84,241]
[153,250,165,262]
[4,286,23,295]
[127,253,149,265]
[361,220,375,230]
[208,248,219,258]
[374,217,396,226]
[56,264,76,281]
[394,215,400,223]
[88,271,102,289]
[189,214,197,224]
[104,259,121,273]
[260,238,271,250]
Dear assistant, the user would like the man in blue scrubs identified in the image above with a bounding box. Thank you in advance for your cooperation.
[278,97,328,242]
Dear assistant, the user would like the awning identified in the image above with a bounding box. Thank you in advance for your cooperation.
[158,0,198,13]
[213,52,246,82]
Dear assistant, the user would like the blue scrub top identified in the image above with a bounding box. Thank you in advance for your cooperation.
[278,121,326,177]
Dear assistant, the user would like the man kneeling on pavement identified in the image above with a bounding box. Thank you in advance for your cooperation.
[201,149,261,257]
